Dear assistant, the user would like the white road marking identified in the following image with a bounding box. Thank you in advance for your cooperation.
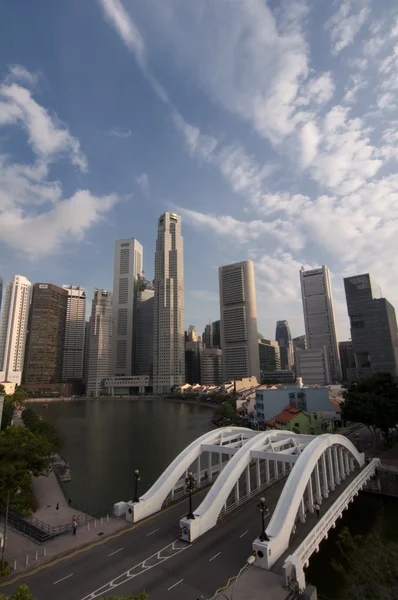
[209,552,221,562]
[53,573,74,585]
[108,548,124,556]
[239,530,249,538]
[147,528,160,536]
[167,579,184,591]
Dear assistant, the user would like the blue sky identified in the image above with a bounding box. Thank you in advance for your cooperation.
[1,0,398,341]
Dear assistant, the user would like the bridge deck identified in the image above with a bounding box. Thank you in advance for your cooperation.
[271,465,367,575]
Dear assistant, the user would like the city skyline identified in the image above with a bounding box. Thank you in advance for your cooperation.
[2,1,398,343]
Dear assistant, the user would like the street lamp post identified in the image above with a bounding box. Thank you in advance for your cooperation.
[134,470,141,503]
[185,471,197,520]
[2,487,21,567]
[256,496,270,542]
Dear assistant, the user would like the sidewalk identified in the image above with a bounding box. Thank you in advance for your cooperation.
[3,471,129,575]
[215,567,287,600]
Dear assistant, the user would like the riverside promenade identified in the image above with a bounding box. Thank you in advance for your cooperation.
[3,470,129,575]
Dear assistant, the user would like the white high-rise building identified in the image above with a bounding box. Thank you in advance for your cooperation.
[300,266,341,382]
[62,285,86,381]
[86,289,113,396]
[112,239,143,376]
[0,275,32,385]
[153,212,185,393]
[134,280,155,376]
[219,261,260,382]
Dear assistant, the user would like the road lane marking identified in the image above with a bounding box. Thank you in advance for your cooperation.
[108,548,124,556]
[53,574,74,585]
[239,530,249,538]
[167,579,184,591]
[209,552,221,562]
[147,528,159,536]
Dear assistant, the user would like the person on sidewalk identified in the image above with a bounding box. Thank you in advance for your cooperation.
[314,503,320,518]
[68,497,72,506]
[72,515,77,535]
[56,502,59,511]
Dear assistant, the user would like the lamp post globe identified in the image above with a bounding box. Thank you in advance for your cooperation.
[185,471,197,520]
[256,496,270,542]
[134,469,141,503]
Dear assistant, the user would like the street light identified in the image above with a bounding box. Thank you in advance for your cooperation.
[185,471,197,520]
[2,487,21,567]
[256,496,270,542]
[134,470,141,503]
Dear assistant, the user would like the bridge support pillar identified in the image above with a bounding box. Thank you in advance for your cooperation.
[328,448,336,491]
[315,462,322,503]
[307,475,314,513]
[321,453,329,498]
[246,465,251,495]
[256,458,261,487]
[274,460,278,478]
[219,452,223,474]
[282,461,286,475]
[197,456,201,483]
[339,448,346,480]
[344,451,350,475]
[208,451,212,480]
[333,447,341,485]
[235,481,240,503]
[266,459,270,482]
[299,498,306,523]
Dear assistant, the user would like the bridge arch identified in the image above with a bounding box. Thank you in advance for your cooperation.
[255,434,364,568]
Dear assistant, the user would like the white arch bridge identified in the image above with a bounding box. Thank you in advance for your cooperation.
[114,427,379,584]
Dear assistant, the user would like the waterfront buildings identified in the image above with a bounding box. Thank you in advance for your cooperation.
[134,278,155,376]
[344,274,398,380]
[62,285,86,382]
[261,370,295,384]
[339,341,355,383]
[185,340,202,384]
[201,348,223,385]
[258,339,281,377]
[86,289,113,396]
[212,320,221,348]
[295,347,331,385]
[23,284,68,385]
[112,238,143,377]
[275,320,293,370]
[300,266,341,382]
[153,212,185,394]
[202,323,213,348]
[82,320,90,387]
[219,260,260,382]
[0,275,32,385]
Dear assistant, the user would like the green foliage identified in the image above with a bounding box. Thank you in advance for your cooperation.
[1,399,14,431]
[343,373,398,437]
[0,560,9,577]
[332,526,398,599]
[0,585,36,599]
[102,592,148,600]
[0,385,5,395]
[0,426,51,515]
[21,408,60,451]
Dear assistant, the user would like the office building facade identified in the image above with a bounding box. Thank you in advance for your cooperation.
[300,266,341,382]
[339,341,355,383]
[275,320,294,370]
[23,284,68,385]
[259,339,281,377]
[153,212,185,393]
[212,320,221,348]
[134,280,155,376]
[185,340,202,384]
[0,275,32,385]
[0,277,3,314]
[62,285,86,381]
[219,260,260,382]
[202,323,213,348]
[201,348,223,386]
[86,289,113,396]
[344,274,398,380]
[295,347,331,385]
[112,239,143,377]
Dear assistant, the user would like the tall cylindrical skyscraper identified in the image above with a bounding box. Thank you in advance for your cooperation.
[153,213,185,393]
[275,320,294,370]
[86,289,113,396]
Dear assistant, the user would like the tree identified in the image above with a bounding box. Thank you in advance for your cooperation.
[21,408,60,451]
[342,373,398,440]
[0,584,36,599]
[0,385,5,395]
[1,399,14,431]
[332,527,398,599]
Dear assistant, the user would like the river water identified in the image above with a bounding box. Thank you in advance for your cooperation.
[31,399,398,599]
[31,398,214,517]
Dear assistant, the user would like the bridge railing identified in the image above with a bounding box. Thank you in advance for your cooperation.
[283,459,380,588]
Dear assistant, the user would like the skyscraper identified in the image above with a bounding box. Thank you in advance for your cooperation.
[300,266,341,382]
[293,335,306,372]
[62,285,86,381]
[82,320,91,388]
[153,212,185,393]
[339,341,355,383]
[86,289,113,396]
[212,320,221,348]
[23,284,68,385]
[219,260,260,382]
[202,323,213,348]
[112,239,143,377]
[344,274,398,380]
[185,340,202,384]
[275,320,294,370]
[258,339,281,376]
[0,277,3,314]
[201,348,223,385]
[0,275,32,385]
[134,278,155,376]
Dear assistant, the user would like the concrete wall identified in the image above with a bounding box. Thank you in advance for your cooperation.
[255,387,331,422]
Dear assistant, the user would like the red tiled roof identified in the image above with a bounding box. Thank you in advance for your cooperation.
[266,405,302,426]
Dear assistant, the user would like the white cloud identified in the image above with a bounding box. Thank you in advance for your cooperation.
[0,69,118,257]
[108,127,132,138]
[327,0,370,55]
[300,121,319,168]
[136,173,150,194]
[304,73,335,105]
[343,74,367,104]
[6,65,39,87]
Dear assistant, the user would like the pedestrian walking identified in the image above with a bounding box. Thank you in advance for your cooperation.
[68,497,72,506]
[72,515,77,535]
[56,502,59,511]
[314,503,320,519]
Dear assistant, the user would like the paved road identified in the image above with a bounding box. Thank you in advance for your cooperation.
[2,475,288,600]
